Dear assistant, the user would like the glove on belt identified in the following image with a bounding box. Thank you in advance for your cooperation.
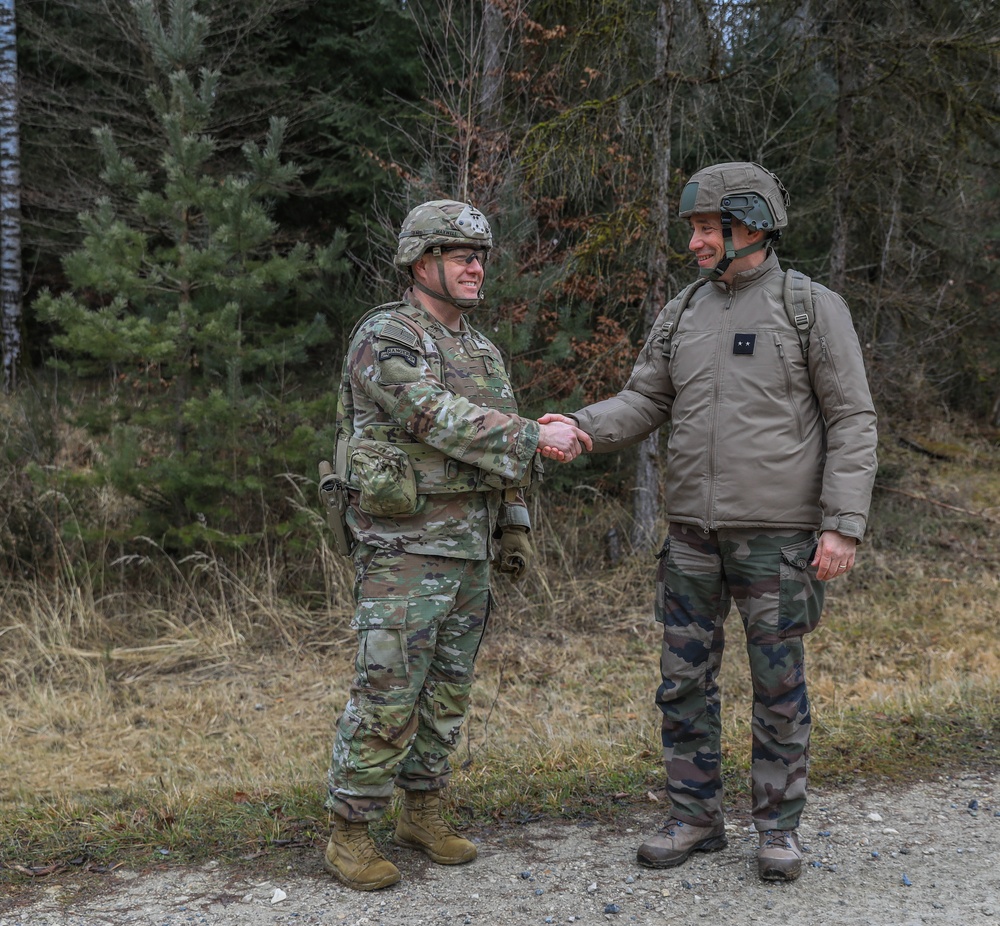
[498,526,532,581]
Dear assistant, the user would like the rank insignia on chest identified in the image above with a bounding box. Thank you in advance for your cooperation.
[378,345,418,367]
[733,333,756,355]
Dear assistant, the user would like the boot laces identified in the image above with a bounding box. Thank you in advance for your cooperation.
[409,794,459,836]
[423,807,459,837]
[342,824,387,862]
[762,829,793,849]
[657,818,684,837]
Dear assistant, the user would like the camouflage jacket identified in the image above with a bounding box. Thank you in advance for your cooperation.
[338,292,540,559]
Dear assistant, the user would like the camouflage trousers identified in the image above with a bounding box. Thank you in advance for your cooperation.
[326,544,491,822]
[654,523,824,832]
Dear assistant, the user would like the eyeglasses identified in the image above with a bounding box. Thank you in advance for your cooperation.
[439,247,489,266]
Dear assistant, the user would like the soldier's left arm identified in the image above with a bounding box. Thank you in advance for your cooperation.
[808,289,879,542]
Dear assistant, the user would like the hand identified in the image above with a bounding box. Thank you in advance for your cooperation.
[536,414,593,462]
[498,526,533,581]
[811,530,857,581]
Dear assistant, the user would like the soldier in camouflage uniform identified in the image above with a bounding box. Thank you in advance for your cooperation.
[541,163,878,881]
[322,200,591,892]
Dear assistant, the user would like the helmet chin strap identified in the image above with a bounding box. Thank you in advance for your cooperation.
[702,213,769,279]
[412,248,483,310]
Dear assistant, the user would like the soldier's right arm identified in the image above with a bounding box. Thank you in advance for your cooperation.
[349,316,539,485]
[571,308,676,452]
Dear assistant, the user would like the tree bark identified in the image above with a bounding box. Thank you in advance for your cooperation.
[478,0,504,132]
[829,0,852,294]
[630,0,681,552]
[0,0,21,393]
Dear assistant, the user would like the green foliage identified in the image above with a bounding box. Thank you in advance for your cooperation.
[0,783,330,878]
[33,0,344,552]
[697,0,1000,420]
[11,0,1000,563]
[17,0,318,274]
[264,0,425,256]
[498,0,1000,444]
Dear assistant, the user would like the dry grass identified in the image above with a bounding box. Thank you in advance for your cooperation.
[1,433,999,871]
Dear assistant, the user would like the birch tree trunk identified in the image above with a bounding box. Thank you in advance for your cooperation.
[0,0,20,393]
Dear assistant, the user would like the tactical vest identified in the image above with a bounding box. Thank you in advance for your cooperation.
[334,301,530,499]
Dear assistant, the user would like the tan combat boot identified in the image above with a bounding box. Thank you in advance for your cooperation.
[323,815,400,891]
[757,829,803,881]
[393,790,477,864]
[636,818,727,868]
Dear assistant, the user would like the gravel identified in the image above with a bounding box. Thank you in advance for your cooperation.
[4,775,1000,925]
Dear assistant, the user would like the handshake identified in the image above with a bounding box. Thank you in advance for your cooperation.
[535,412,592,463]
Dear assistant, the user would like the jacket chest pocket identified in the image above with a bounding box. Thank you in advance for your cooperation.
[442,341,493,385]
[463,337,498,375]
[723,329,791,392]
[447,341,516,412]
[773,333,808,443]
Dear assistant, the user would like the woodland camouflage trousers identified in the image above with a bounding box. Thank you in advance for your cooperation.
[326,545,490,822]
[654,523,825,832]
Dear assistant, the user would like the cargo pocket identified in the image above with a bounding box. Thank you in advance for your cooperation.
[778,537,825,638]
[351,440,419,518]
[352,597,411,690]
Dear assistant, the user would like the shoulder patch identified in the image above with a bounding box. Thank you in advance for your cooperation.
[378,345,418,367]
[378,318,423,351]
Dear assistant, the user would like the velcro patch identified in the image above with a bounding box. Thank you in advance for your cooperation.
[379,319,422,350]
[378,346,418,367]
[733,333,756,355]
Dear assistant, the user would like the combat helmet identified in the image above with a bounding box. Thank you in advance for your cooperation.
[394,200,492,310]
[679,162,789,278]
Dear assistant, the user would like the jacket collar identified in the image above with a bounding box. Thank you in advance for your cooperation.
[404,287,468,334]
[710,249,782,293]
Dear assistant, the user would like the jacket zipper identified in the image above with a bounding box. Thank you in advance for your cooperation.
[819,336,848,406]
[775,335,807,444]
[705,288,735,531]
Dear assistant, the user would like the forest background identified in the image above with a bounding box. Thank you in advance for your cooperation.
[0,0,999,875]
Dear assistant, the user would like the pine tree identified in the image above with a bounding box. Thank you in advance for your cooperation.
[35,0,344,550]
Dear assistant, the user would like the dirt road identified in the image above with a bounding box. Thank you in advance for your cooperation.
[3,774,998,925]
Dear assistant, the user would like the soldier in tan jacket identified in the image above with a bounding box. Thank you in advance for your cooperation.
[542,163,878,882]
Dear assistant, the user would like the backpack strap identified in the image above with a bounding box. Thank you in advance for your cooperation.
[660,271,815,358]
[660,278,709,356]
[782,269,814,358]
